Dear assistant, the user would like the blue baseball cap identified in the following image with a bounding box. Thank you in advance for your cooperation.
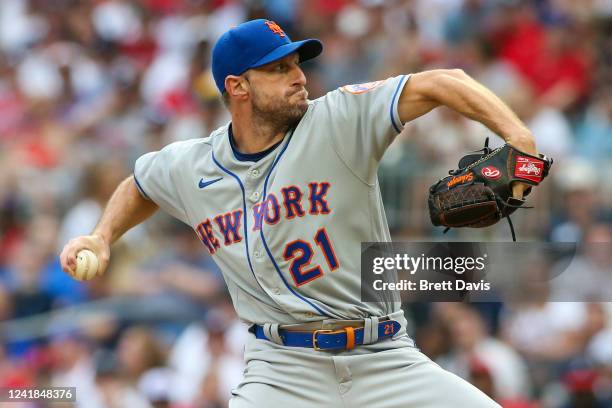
[211,19,323,94]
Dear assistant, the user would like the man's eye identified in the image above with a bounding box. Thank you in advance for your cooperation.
[276,64,287,72]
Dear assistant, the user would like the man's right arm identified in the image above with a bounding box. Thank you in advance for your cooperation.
[60,176,158,278]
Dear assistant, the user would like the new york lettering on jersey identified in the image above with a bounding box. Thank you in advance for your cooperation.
[196,181,331,253]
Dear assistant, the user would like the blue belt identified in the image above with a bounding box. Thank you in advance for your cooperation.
[253,319,401,351]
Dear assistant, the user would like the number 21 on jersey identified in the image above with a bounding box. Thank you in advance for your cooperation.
[283,228,339,286]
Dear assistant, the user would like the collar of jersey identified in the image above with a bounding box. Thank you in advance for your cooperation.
[228,124,284,162]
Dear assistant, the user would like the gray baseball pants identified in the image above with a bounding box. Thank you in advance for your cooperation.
[230,333,500,407]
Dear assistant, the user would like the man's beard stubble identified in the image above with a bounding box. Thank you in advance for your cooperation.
[251,88,308,133]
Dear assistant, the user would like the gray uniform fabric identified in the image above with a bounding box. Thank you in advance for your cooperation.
[232,335,498,408]
[134,75,500,407]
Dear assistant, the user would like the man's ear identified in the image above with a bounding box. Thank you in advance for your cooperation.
[225,75,249,101]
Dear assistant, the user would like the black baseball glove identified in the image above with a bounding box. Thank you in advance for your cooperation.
[428,138,553,240]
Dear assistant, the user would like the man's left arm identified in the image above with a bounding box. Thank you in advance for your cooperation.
[398,69,537,198]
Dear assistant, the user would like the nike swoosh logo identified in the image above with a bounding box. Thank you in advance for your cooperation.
[199,177,222,189]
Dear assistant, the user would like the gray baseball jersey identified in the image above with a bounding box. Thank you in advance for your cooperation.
[134,75,410,325]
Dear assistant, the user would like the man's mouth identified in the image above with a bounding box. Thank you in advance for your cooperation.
[292,89,308,99]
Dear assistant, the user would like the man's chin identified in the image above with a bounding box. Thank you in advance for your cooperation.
[292,103,308,121]
[252,97,308,127]
[296,100,308,113]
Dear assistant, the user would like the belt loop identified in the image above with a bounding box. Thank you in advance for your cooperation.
[362,316,379,345]
[363,318,373,344]
[263,323,283,345]
[369,316,379,344]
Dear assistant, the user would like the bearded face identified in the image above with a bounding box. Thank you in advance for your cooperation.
[249,81,309,130]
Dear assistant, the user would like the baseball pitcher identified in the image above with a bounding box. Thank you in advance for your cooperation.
[61,19,543,407]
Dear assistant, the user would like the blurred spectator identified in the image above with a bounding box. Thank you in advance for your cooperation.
[3,240,53,319]
[118,220,223,323]
[168,300,245,407]
[50,333,101,407]
[57,158,141,249]
[496,2,592,110]
[588,326,612,406]
[137,367,174,408]
[551,224,612,300]
[550,159,606,242]
[576,86,612,166]
[444,0,496,47]
[94,348,153,408]
[117,326,168,384]
[436,305,531,402]
[561,368,601,408]
[503,301,587,362]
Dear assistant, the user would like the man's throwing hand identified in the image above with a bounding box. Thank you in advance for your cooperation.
[60,234,110,280]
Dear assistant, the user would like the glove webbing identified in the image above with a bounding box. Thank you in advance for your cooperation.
[442,192,532,241]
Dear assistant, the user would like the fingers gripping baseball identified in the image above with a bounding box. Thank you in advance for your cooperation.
[60,235,110,280]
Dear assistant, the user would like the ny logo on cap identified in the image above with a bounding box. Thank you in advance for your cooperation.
[265,21,286,37]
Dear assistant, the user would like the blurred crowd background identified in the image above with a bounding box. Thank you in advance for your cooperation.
[0,0,611,407]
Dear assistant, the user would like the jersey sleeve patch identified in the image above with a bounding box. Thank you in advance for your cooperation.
[340,80,386,94]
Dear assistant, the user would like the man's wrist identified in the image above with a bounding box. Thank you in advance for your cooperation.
[91,230,112,246]
[507,133,537,156]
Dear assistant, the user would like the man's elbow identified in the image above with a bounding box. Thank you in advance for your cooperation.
[433,70,474,92]
[443,68,469,79]
[413,69,469,101]
[422,68,469,81]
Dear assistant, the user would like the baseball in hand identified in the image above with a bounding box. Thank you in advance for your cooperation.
[74,249,99,281]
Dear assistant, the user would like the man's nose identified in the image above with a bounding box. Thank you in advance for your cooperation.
[292,66,307,87]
